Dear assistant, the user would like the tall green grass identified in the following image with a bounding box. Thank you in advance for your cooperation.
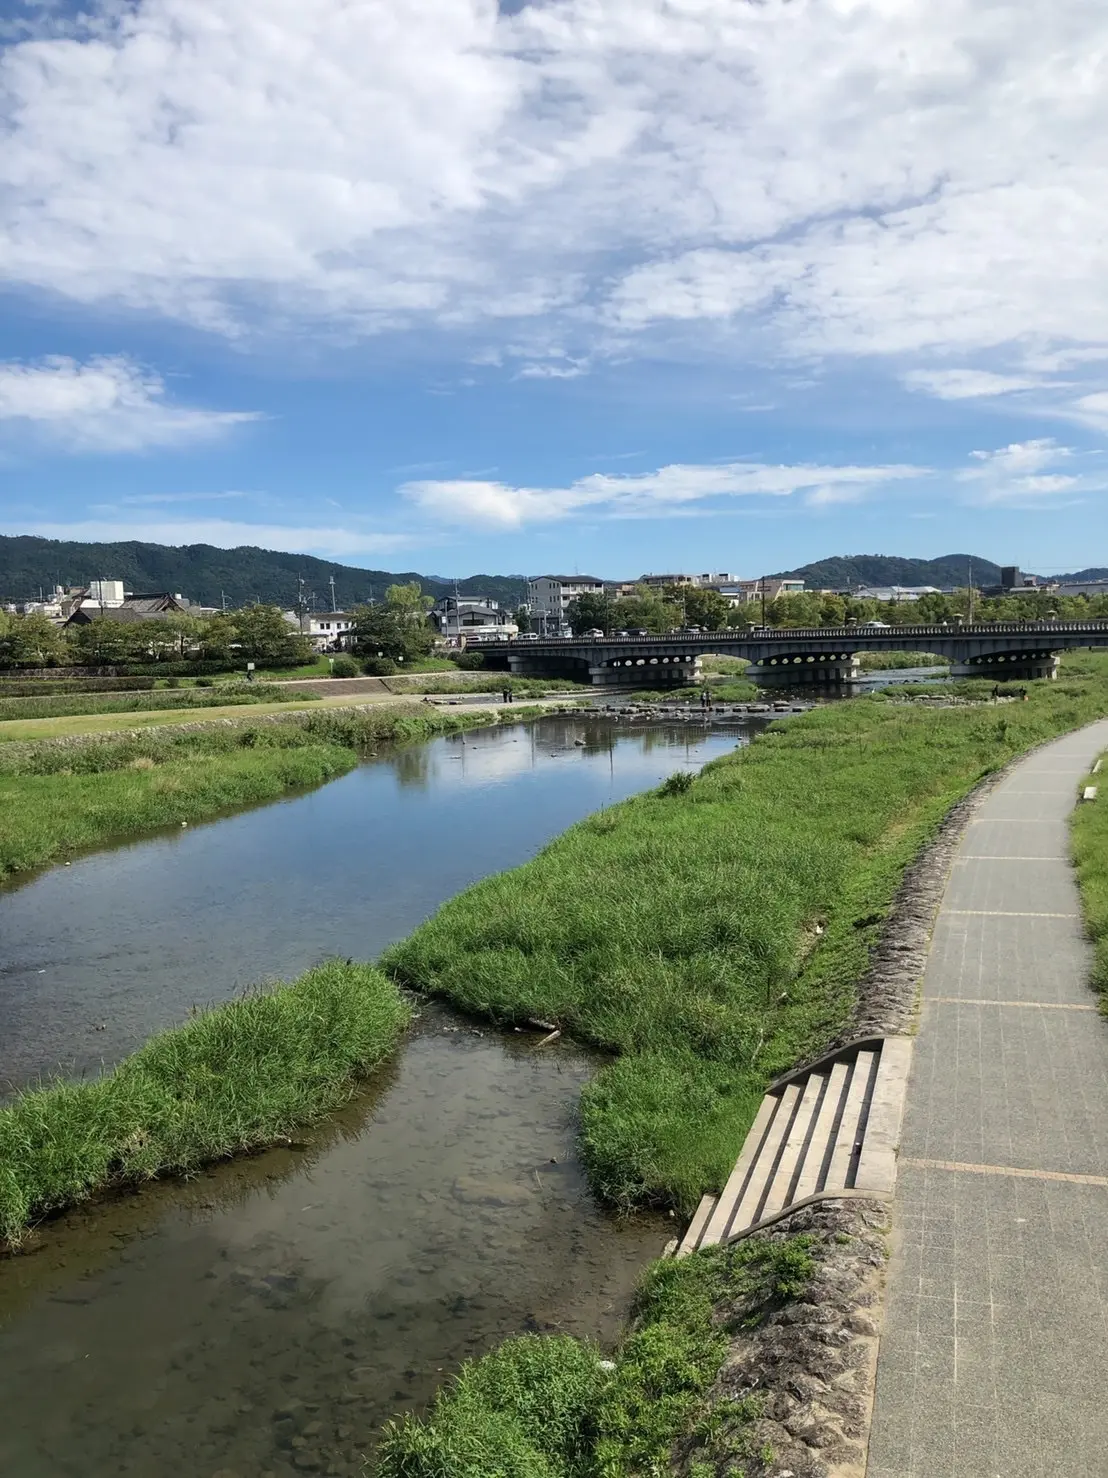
[1072,756,1108,1001]
[0,962,409,1246]
[386,657,1108,1213]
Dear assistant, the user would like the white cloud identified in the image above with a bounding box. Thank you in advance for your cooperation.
[0,516,411,559]
[902,369,1047,401]
[0,0,1105,408]
[403,458,925,529]
[955,438,1094,506]
[0,355,260,452]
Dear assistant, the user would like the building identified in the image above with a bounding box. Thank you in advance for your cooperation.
[430,596,517,641]
[717,578,806,605]
[637,572,696,589]
[1056,581,1108,599]
[304,611,356,651]
[527,575,605,635]
[854,585,943,603]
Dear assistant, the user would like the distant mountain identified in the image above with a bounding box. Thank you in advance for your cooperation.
[1056,568,1108,583]
[0,536,527,610]
[771,553,1004,590]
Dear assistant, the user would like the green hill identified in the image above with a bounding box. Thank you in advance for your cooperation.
[771,553,1003,590]
[0,536,526,610]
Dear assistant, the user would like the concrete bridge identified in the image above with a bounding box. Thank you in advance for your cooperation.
[467,622,1108,688]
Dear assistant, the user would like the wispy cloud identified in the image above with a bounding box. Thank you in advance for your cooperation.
[402,459,926,529]
[955,439,1098,507]
[0,356,261,453]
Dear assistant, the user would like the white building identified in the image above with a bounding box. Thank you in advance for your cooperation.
[717,578,806,605]
[527,575,605,635]
[854,585,942,603]
[304,612,356,651]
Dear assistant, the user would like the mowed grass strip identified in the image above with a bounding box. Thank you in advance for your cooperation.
[1071,753,1108,1003]
[385,656,1108,1214]
[0,682,322,722]
[0,961,410,1247]
[0,705,497,878]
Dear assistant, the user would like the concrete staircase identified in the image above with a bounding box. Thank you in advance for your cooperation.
[676,1036,912,1256]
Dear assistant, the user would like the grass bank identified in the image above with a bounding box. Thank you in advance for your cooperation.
[377,1233,814,1478]
[1071,755,1108,1003]
[0,681,320,721]
[386,655,1108,1214]
[0,961,409,1247]
[0,704,497,878]
[856,650,946,671]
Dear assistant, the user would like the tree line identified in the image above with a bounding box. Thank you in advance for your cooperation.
[565,584,1108,635]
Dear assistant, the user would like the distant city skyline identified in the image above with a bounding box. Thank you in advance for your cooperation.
[1,1,1106,576]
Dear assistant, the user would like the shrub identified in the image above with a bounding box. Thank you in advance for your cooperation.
[330,655,360,678]
[195,676,215,687]
[363,656,398,676]
[451,651,486,671]
[164,676,181,689]
[657,770,694,796]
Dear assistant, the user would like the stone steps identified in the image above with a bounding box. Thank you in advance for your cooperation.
[675,1036,912,1256]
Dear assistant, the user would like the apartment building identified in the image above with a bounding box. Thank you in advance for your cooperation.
[527,575,605,634]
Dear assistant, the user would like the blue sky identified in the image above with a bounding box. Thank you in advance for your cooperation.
[1,0,1107,581]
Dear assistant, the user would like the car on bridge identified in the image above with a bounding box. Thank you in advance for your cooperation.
[583,628,606,638]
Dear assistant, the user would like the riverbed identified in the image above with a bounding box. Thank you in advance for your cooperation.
[0,714,762,1477]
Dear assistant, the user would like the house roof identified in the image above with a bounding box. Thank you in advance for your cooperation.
[529,574,604,584]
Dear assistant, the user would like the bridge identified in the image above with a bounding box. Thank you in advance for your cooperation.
[466,622,1108,688]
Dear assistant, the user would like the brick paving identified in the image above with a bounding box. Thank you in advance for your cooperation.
[867,721,1108,1478]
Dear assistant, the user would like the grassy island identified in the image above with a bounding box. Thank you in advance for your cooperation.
[0,961,409,1246]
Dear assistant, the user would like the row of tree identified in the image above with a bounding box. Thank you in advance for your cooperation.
[0,582,449,670]
[566,584,1108,635]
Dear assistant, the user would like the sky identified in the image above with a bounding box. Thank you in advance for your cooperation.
[1,0,1107,582]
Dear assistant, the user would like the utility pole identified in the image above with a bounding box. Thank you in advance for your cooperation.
[221,589,227,612]
[967,559,975,624]
[760,576,767,628]
[329,575,337,613]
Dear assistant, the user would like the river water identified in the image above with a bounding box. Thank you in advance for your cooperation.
[0,714,761,1478]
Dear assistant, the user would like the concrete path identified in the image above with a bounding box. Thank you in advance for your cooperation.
[867,721,1108,1478]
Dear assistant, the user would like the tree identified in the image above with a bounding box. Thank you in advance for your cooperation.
[567,592,615,634]
[386,581,434,620]
[0,611,67,668]
[608,586,679,633]
[349,598,434,663]
[666,585,731,630]
[514,606,532,633]
[67,618,147,666]
[228,605,312,665]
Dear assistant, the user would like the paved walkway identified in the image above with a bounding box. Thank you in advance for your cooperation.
[867,721,1108,1478]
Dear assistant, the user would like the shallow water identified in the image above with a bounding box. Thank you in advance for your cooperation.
[1,714,757,1090]
[0,715,758,1476]
[0,1009,667,1477]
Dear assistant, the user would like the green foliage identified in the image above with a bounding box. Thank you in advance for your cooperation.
[330,655,360,678]
[610,587,680,634]
[658,770,694,796]
[856,650,946,671]
[350,588,436,664]
[0,961,409,1246]
[451,650,486,671]
[378,1335,605,1478]
[0,610,67,668]
[385,655,1108,1213]
[363,656,399,676]
[666,585,731,631]
[567,591,615,635]
[1072,763,1108,999]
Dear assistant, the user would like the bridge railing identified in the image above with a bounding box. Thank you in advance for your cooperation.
[470,621,1108,647]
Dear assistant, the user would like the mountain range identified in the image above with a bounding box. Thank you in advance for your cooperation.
[0,536,528,610]
[1,536,1102,609]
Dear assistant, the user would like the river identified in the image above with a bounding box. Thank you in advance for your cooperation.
[0,713,763,1478]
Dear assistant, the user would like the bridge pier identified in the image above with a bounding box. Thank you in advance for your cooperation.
[950,654,1059,682]
[749,653,862,687]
